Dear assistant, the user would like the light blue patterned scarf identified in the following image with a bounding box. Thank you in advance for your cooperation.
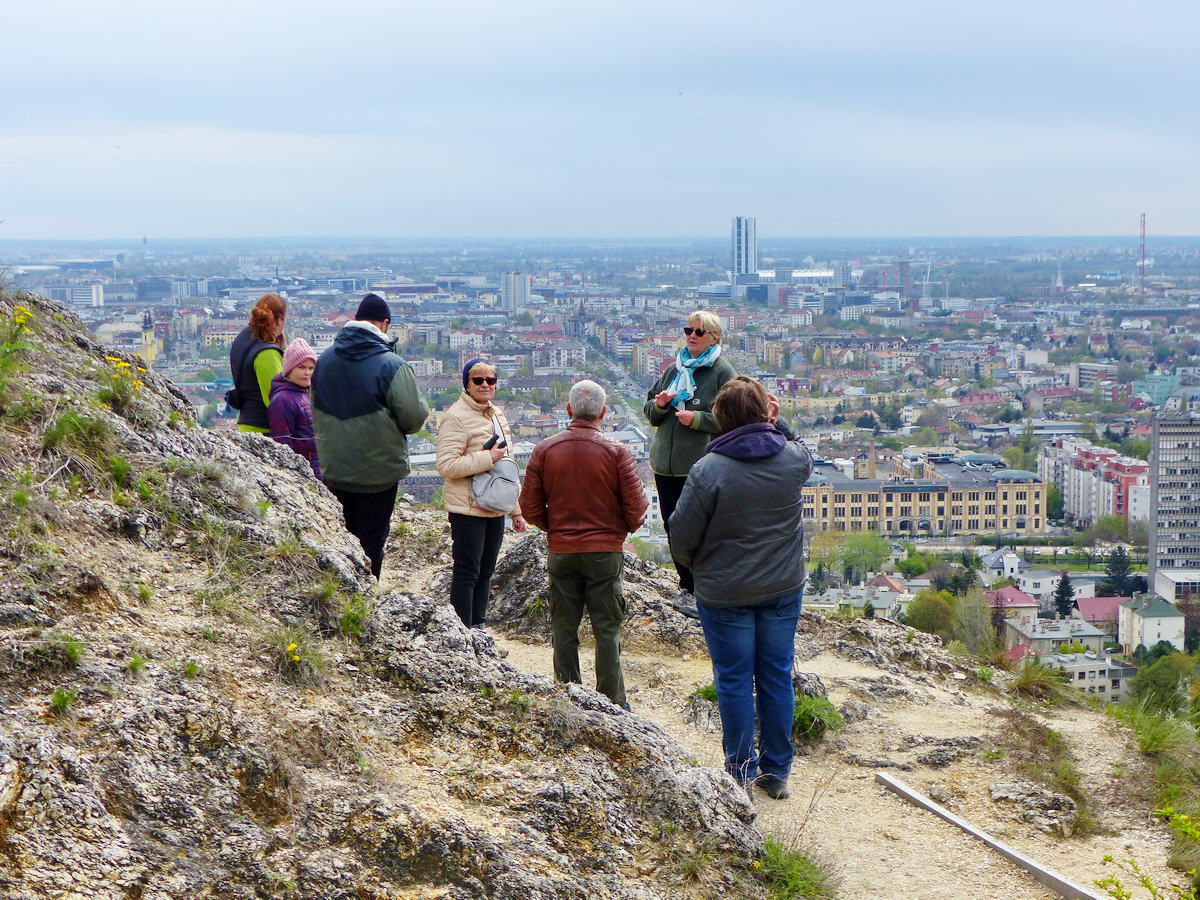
[668,344,722,410]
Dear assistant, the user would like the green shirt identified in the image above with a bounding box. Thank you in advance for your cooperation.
[237,349,283,434]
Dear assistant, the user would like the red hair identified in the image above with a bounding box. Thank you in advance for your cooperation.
[249,293,287,343]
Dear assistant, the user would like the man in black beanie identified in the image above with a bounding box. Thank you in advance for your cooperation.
[312,294,429,578]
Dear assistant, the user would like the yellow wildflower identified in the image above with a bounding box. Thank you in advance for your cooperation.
[287,642,298,652]
[291,655,301,662]
[105,355,122,363]
[752,860,762,870]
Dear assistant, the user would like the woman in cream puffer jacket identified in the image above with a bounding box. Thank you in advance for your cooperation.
[436,360,527,628]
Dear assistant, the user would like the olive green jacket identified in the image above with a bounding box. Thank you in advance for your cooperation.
[643,356,737,477]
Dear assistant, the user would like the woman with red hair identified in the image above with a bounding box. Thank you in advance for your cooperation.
[228,293,286,433]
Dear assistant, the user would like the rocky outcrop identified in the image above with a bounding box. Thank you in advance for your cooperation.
[0,294,768,899]
[989,781,1078,836]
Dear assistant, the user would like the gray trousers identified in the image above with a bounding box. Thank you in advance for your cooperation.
[547,551,627,706]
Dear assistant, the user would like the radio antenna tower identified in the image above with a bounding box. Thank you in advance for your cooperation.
[1139,213,1147,293]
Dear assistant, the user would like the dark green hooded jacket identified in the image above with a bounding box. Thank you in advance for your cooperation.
[312,323,429,493]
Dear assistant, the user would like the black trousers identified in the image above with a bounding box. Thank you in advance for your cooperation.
[449,513,506,628]
[330,483,398,579]
[654,474,694,594]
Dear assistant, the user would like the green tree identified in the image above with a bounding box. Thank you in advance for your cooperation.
[1130,652,1196,714]
[513,311,535,326]
[952,587,996,656]
[1091,514,1129,544]
[1046,483,1064,521]
[194,367,218,382]
[1105,545,1133,596]
[1119,437,1150,460]
[906,589,956,639]
[806,563,829,594]
[909,426,940,447]
[1053,572,1075,619]
[837,532,891,584]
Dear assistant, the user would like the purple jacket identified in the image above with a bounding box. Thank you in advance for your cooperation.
[268,374,321,480]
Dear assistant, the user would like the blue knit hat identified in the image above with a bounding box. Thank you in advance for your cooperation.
[462,357,489,389]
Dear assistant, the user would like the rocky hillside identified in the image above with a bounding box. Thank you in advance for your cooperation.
[0,294,764,899]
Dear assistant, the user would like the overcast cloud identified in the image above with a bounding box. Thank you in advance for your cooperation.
[4,0,1196,238]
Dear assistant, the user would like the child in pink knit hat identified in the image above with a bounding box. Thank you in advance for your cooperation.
[268,339,321,479]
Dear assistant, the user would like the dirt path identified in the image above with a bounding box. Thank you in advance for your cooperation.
[493,633,1181,900]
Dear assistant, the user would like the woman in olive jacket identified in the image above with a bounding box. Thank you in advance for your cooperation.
[643,309,736,603]
[436,359,527,629]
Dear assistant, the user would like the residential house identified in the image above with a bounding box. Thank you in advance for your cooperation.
[1041,652,1135,702]
[1072,596,1125,645]
[1118,596,1186,655]
[979,546,1029,585]
[985,586,1040,630]
[1003,617,1105,654]
[1017,569,1096,609]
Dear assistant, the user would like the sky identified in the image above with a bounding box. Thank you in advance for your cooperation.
[3,0,1197,239]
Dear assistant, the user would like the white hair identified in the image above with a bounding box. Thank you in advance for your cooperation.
[569,379,606,421]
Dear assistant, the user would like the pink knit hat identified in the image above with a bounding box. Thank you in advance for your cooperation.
[281,338,317,376]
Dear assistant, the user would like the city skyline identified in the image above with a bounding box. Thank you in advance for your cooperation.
[4,0,1197,240]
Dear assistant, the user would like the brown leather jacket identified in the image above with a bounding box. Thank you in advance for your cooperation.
[519,420,648,553]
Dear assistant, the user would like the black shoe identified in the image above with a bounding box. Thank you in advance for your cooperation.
[755,774,790,800]
[619,702,632,712]
[669,591,700,620]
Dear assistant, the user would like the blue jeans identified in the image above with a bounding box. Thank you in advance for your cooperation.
[697,591,802,782]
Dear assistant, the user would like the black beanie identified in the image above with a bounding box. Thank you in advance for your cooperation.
[355,293,392,323]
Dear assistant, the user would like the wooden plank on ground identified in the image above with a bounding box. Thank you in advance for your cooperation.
[874,771,1106,900]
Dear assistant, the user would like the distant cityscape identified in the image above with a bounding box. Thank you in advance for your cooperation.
[6,221,1200,619]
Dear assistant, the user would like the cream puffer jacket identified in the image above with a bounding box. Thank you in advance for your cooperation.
[435,393,523,518]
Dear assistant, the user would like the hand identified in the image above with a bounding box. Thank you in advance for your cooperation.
[655,389,678,409]
[489,446,506,463]
[675,409,695,427]
[767,394,780,425]
[512,515,528,532]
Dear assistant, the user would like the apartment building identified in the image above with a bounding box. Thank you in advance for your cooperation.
[1039,439,1149,526]
[801,468,1046,537]
[1149,412,1200,583]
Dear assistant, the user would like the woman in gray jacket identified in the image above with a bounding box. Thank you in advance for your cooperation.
[668,376,813,800]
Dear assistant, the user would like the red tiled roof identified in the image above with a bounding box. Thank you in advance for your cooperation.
[986,586,1039,608]
[1004,644,1034,663]
[1074,596,1126,622]
[867,575,905,593]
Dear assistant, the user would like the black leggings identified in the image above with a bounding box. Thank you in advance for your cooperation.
[449,513,506,628]
[655,474,694,594]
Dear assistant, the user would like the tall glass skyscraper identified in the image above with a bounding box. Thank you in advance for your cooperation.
[731,216,757,277]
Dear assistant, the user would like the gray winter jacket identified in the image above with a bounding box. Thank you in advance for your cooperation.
[668,423,813,608]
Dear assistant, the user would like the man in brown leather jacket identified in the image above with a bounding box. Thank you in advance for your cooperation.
[519,380,648,710]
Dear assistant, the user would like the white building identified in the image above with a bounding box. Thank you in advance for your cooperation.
[1150,412,1200,582]
[1152,569,1200,605]
[500,272,531,313]
[1017,569,1096,609]
[1118,596,1185,654]
[731,216,757,277]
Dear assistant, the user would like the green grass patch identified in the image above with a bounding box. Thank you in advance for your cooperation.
[793,694,845,743]
[758,836,838,899]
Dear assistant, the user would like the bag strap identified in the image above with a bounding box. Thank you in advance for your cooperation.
[490,412,509,458]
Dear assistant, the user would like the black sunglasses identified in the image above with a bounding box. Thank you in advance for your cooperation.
[471,376,498,386]
[683,326,707,337]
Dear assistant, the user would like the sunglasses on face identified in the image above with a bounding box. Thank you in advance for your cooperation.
[683,326,707,337]
[471,376,498,386]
